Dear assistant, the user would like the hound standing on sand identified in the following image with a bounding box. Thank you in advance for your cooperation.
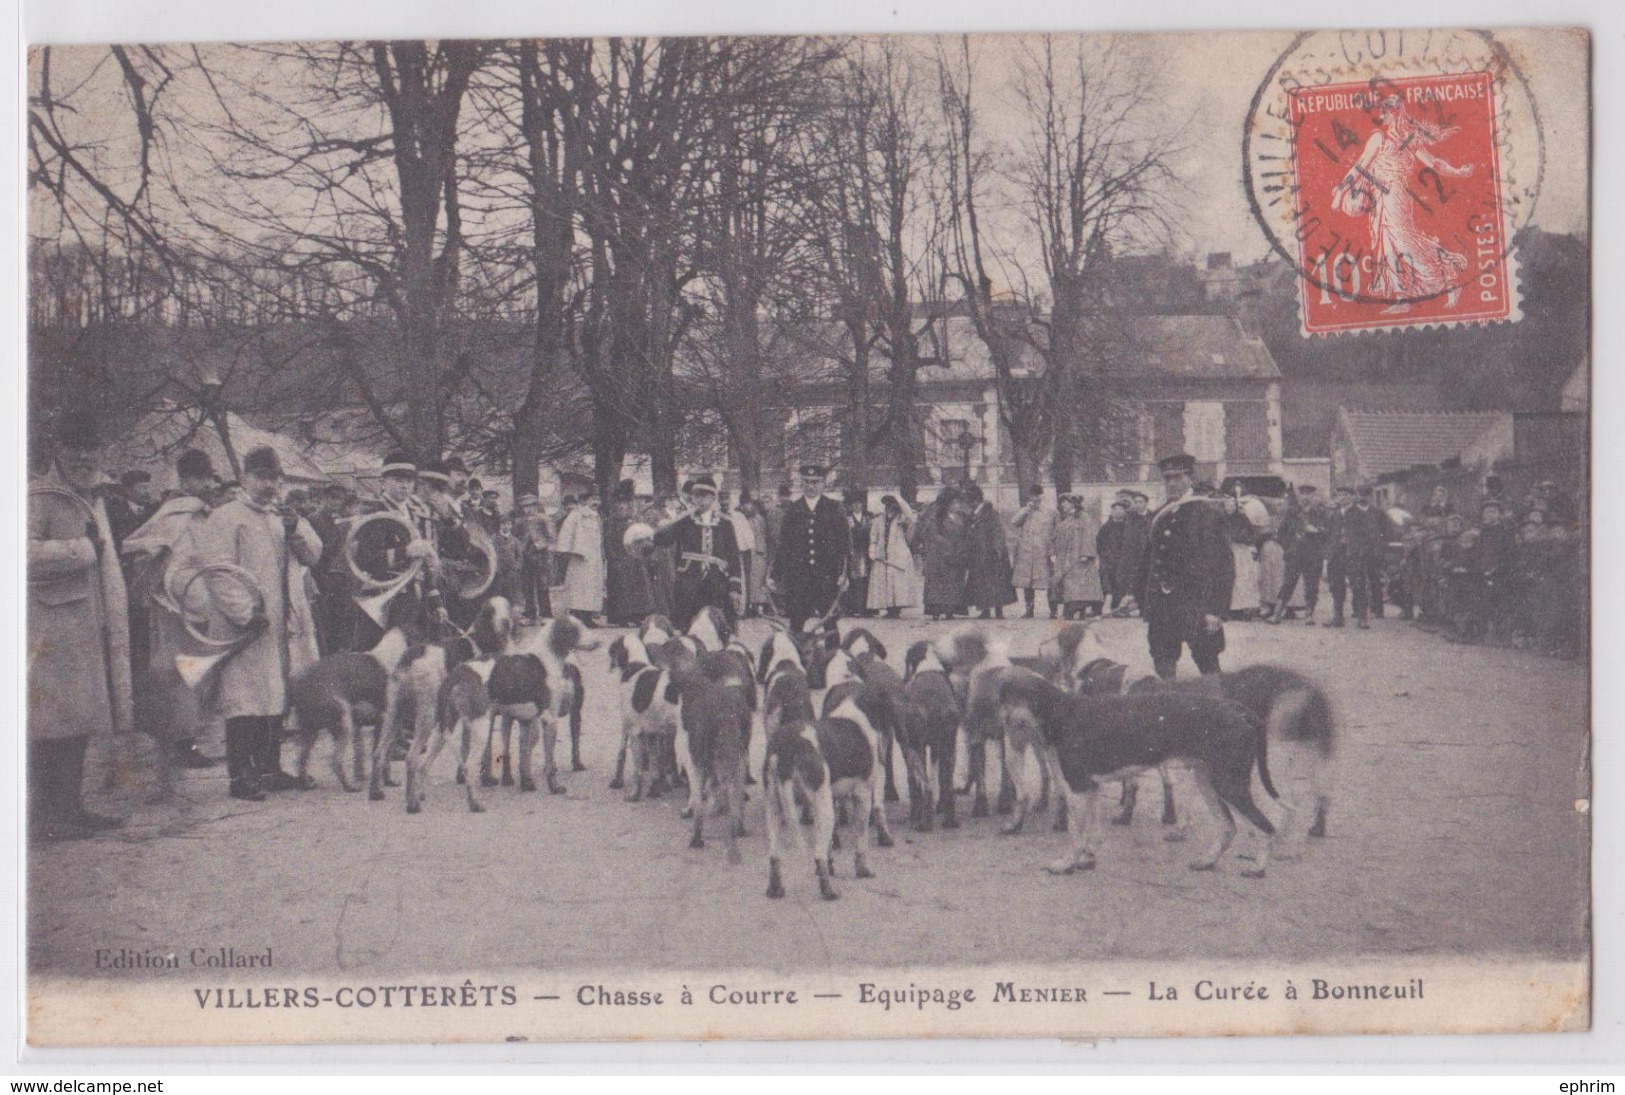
[994,674,1279,878]
[762,719,838,901]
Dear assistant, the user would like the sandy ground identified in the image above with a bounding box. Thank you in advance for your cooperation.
[28,611,1589,980]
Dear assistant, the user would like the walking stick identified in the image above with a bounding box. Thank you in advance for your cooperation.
[85,517,126,791]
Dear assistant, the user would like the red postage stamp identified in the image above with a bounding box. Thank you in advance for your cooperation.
[1285,71,1513,335]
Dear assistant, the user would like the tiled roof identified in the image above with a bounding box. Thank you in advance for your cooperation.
[1105,315,1280,380]
[1338,410,1510,478]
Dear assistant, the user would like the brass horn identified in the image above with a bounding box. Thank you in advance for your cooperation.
[443,518,498,602]
[165,563,268,687]
[345,510,424,627]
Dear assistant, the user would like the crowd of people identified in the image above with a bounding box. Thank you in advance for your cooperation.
[1214,476,1586,658]
[28,406,1586,840]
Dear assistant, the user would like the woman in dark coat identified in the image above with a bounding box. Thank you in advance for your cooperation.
[910,487,970,621]
[962,484,1016,619]
[603,495,654,625]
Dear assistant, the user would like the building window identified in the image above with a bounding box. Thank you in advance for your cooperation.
[1151,402,1185,460]
[1225,401,1270,462]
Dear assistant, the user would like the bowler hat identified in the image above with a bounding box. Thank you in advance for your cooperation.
[843,489,866,506]
[50,408,110,450]
[243,446,284,479]
[381,450,417,477]
[177,449,214,480]
[1157,453,1197,475]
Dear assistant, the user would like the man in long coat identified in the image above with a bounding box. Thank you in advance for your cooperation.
[555,493,606,624]
[1325,484,1384,628]
[1096,499,1129,608]
[770,464,849,632]
[1010,484,1057,618]
[119,447,221,768]
[653,476,740,629]
[963,483,1016,619]
[28,410,133,840]
[1132,454,1235,679]
[196,446,323,800]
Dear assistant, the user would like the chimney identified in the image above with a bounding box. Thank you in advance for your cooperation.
[1235,288,1262,338]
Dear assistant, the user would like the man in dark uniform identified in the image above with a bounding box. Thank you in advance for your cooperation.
[348,451,441,648]
[417,458,485,629]
[1130,453,1235,679]
[1273,483,1327,625]
[652,475,740,629]
[1325,484,1384,628]
[770,464,849,633]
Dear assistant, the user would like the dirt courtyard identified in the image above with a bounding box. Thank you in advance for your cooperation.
[28,613,1590,980]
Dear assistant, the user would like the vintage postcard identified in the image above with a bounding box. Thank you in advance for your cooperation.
[23,26,1590,1047]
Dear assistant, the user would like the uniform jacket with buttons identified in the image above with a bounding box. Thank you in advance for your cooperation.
[1325,503,1384,564]
[771,495,849,592]
[1136,494,1235,628]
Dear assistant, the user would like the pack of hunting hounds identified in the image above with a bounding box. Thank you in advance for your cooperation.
[282,597,1336,901]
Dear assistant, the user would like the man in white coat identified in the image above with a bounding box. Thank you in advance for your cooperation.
[196,446,323,800]
[555,493,606,625]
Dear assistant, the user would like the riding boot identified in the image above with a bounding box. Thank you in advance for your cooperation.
[256,717,301,791]
[30,739,89,841]
[57,736,123,830]
[225,718,265,800]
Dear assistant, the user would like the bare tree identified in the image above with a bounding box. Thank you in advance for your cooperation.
[1012,36,1183,489]
[808,38,945,501]
[194,41,490,463]
[686,36,839,495]
[937,35,1182,495]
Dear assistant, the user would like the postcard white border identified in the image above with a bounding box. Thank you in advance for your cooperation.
[5,0,1618,1073]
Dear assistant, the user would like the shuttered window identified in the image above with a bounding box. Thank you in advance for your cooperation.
[1225,401,1270,461]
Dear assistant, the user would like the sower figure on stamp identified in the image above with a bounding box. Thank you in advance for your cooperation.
[28,409,133,841]
[1127,453,1235,680]
[770,464,849,633]
[653,475,740,631]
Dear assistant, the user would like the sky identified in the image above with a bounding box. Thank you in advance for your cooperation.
[27,27,1589,289]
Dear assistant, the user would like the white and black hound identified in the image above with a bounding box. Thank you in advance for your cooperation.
[995,673,1280,877]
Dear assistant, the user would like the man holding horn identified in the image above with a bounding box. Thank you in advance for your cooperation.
[28,409,133,840]
[347,450,441,648]
[120,447,222,769]
[196,446,323,801]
